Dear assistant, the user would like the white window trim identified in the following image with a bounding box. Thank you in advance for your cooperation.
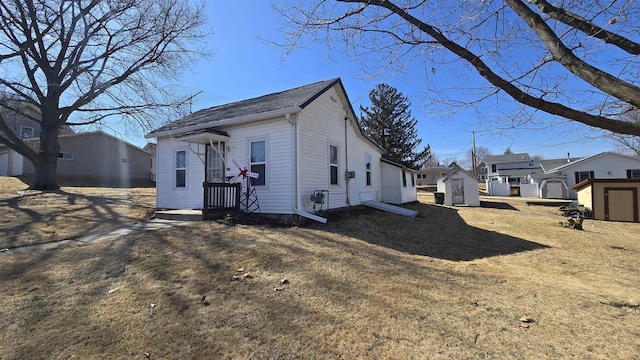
[175,150,187,189]
[328,142,340,186]
[365,152,372,186]
[247,136,269,189]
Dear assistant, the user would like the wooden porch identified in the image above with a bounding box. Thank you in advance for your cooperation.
[202,182,241,220]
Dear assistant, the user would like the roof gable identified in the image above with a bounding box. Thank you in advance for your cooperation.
[546,152,640,172]
[439,165,476,182]
[484,153,532,164]
[147,78,340,136]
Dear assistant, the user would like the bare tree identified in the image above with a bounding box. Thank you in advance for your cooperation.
[0,0,208,190]
[608,111,640,156]
[275,0,640,137]
[463,146,491,169]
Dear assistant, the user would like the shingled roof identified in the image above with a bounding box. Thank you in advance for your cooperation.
[147,78,341,136]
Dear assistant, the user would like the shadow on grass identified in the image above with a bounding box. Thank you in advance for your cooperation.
[0,189,154,249]
[311,202,547,261]
[480,201,519,211]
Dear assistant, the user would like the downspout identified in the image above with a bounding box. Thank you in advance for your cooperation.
[285,113,301,211]
[344,116,350,206]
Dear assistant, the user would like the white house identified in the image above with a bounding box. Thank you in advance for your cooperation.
[145,78,418,221]
[531,152,640,199]
[484,153,539,185]
[381,158,418,204]
[437,165,480,207]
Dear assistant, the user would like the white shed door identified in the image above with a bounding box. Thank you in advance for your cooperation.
[547,182,563,199]
[0,153,8,176]
[452,178,464,205]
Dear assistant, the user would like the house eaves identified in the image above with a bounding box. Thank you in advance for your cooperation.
[381,158,418,172]
[145,106,301,139]
[544,152,640,173]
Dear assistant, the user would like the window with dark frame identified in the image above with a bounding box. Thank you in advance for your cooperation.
[491,164,497,172]
[365,153,372,186]
[574,171,594,184]
[411,173,415,186]
[250,140,266,186]
[402,170,407,187]
[329,145,338,185]
[175,150,186,188]
[627,169,640,178]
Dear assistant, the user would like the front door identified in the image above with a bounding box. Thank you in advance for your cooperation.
[206,142,225,183]
[452,178,464,205]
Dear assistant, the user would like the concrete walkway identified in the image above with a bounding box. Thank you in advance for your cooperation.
[0,218,192,256]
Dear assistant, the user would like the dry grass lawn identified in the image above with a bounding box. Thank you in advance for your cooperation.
[0,177,155,249]
[1,185,639,359]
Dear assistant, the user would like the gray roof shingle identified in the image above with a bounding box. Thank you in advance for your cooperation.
[148,78,340,135]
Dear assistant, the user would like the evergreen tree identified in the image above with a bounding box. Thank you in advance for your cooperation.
[359,83,431,169]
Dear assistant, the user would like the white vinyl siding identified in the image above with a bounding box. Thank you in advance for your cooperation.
[225,120,293,214]
[156,137,205,209]
[298,86,384,209]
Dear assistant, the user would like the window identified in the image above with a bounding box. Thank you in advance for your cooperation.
[329,144,338,185]
[250,140,266,186]
[411,173,415,186]
[491,164,497,172]
[627,169,640,178]
[20,126,34,139]
[175,150,186,188]
[121,158,135,164]
[574,171,594,184]
[58,152,73,160]
[365,153,372,186]
[402,170,407,187]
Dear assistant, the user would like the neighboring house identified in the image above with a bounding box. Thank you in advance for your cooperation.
[573,179,640,222]
[381,159,418,204]
[534,152,640,199]
[417,165,453,186]
[145,78,418,220]
[143,142,157,181]
[484,153,540,185]
[436,165,480,207]
[475,162,487,181]
[0,131,153,186]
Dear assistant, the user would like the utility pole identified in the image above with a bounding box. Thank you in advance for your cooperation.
[472,131,477,177]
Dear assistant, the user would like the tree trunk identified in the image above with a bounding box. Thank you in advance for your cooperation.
[30,123,61,190]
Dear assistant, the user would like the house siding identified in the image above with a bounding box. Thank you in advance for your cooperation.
[298,86,383,211]
[21,132,151,181]
[557,153,640,199]
[222,118,294,214]
[381,162,402,204]
[156,137,205,209]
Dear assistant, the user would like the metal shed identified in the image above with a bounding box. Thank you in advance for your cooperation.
[573,179,640,222]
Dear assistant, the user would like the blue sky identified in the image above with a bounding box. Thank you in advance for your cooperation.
[130,1,619,162]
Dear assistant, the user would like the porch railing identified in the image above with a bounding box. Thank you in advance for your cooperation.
[203,182,241,219]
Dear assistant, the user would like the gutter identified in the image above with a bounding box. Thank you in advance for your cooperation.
[145,106,302,139]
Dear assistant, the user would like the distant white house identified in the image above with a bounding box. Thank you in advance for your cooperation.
[483,151,640,199]
[437,165,480,207]
[145,78,418,221]
[529,152,640,199]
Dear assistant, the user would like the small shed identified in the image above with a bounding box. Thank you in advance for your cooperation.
[437,166,480,206]
[381,158,418,204]
[573,179,640,222]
